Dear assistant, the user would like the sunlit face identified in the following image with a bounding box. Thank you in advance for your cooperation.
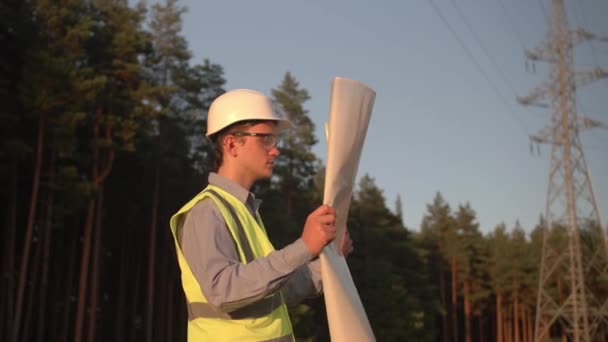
[232,121,280,182]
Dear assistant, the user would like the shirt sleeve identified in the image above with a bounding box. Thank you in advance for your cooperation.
[281,258,323,307]
[181,198,314,313]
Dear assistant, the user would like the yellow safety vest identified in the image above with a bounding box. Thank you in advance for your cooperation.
[169,185,294,341]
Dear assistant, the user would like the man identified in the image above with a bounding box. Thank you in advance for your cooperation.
[169,89,353,341]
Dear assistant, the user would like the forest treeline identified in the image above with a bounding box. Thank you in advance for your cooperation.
[1,1,605,341]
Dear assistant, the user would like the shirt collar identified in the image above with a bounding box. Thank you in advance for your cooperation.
[208,173,262,212]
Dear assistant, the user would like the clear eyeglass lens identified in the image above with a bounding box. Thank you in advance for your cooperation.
[264,135,279,148]
[232,132,279,150]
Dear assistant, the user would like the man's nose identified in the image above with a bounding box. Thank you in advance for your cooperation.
[269,146,280,156]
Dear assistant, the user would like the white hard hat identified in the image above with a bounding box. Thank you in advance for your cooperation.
[206,89,293,137]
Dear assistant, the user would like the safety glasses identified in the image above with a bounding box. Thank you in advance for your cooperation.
[231,132,280,150]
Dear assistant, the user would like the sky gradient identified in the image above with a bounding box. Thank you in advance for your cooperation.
[179,0,607,233]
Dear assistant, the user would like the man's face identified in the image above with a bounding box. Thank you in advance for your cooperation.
[233,121,280,181]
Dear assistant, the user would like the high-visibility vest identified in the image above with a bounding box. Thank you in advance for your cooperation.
[169,185,294,341]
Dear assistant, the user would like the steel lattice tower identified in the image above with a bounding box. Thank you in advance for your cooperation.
[517,0,608,341]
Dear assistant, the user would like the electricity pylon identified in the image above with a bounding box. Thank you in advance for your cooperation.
[517,0,608,341]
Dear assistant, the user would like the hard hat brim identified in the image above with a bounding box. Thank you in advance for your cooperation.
[206,118,293,138]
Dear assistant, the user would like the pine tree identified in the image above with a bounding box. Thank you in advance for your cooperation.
[271,72,318,217]
[454,203,484,342]
[486,223,511,342]
[71,2,157,341]
[350,175,437,341]
[186,58,226,174]
[508,222,527,342]
[144,1,191,340]
[6,0,93,340]
[139,2,226,339]
[395,194,404,225]
[1,1,35,339]
[420,192,454,342]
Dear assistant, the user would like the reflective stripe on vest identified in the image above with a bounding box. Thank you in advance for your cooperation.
[205,188,255,263]
[188,292,282,320]
[261,335,294,342]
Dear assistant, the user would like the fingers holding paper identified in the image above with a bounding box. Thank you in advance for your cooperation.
[302,204,337,256]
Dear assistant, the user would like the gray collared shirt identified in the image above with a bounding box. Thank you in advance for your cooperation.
[180,173,323,313]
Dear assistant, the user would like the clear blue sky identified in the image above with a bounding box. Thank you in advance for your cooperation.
[178,0,607,234]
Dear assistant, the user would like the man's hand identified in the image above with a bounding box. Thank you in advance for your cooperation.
[302,205,336,256]
[340,229,354,257]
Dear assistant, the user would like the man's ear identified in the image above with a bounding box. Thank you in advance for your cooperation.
[223,134,238,157]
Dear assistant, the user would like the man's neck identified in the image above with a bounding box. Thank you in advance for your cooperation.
[217,166,253,191]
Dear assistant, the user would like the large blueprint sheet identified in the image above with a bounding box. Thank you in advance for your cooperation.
[320,77,376,341]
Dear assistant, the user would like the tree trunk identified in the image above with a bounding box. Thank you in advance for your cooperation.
[38,150,56,342]
[166,279,174,342]
[87,186,104,342]
[502,310,506,342]
[2,161,18,341]
[521,305,528,342]
[451,258,458,342]
[23,219,45,342]
[514,283,520,342]
[527,304,534,342]
[76,106,111,342]
[11,112,46,342]
[145,166,160,342]
[156,237,170,342]
[505,304,512,342]
[440,266,450,342]
[130,261,142,342]
[496,292,503,342]
[477,315,483,342]
[74,114,100,342]
[60,236,78,342]
[10,113,46,342]
[464,280,472,342]
[115,235,129,341]
[74,199,96,342]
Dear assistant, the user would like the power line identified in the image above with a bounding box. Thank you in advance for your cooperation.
[537,0,548,20]
[496,0,528,51]
[449,0,519,96]
[428,0,530,137]
[569,1,607,108]
[572,0,585,28]
[575,0,601,68]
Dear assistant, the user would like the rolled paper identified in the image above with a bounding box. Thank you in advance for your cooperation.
[320,77,376,342]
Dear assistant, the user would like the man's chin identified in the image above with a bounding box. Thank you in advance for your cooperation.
[265,170,274,178]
